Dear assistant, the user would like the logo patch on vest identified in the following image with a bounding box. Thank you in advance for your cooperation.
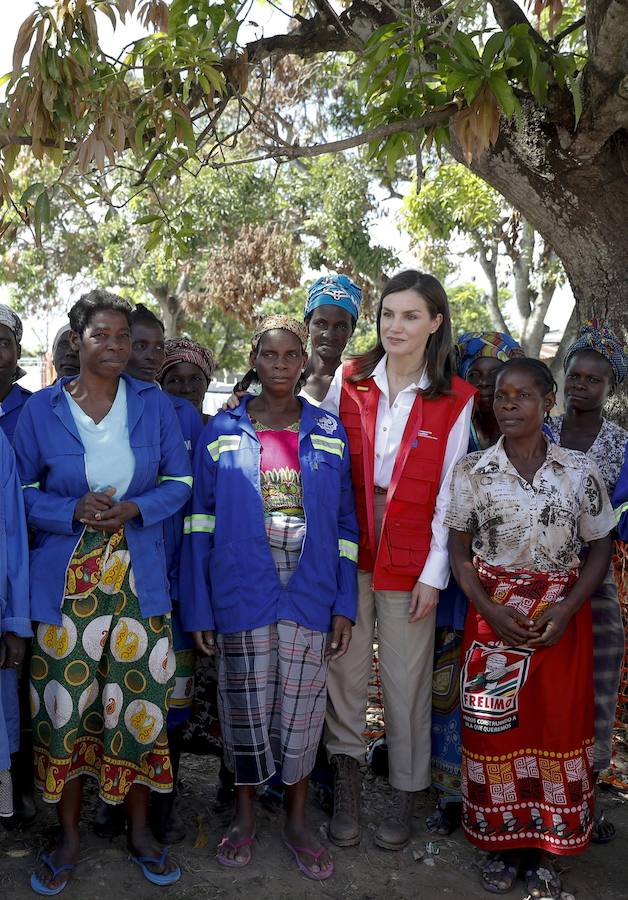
[316,414,338,435]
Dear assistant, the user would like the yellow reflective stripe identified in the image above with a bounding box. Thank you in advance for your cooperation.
[22,482,40,490]
[184,514,216,534]
[338,538,358,562]
[158,475,193,487]
[614,501,628,524]
[311,434,345,459]
[207,434,242,461]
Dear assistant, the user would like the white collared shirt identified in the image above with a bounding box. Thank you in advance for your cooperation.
[322,355,473,589]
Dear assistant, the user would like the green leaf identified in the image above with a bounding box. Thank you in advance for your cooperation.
[568,75,583,127]
[135,214,162,225]
[20,182,46,206]
[482,32,506,68]
[446,71,468,93]
[392,53,412,91]
[57,182,87,209]
[202,65,224,94]
[144,222,163,253]
[384,134,404,179]
[529,61,548,105]
[175,112,196,154]
[364,22,402,49]
[464,75,484,104]
[488,73,517,117]
[35,190,50,225]
[453,31,481,66]
[134,117,150,152]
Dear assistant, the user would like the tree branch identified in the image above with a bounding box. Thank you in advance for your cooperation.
[487,0,548,47]
[202,104,458,168]
[512,221,535,325]
[0,133,77,152]
[246,12,355,64]
[550,15,585,46]
[470,230,510,334]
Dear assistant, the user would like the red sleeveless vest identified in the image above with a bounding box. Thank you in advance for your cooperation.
[339,363,475,591]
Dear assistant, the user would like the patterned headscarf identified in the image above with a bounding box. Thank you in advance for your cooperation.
[157,338,216,386]
[0,304,23,344]
[0,304,26,381]
[564,320,627,385]
[456,331,523,379]
[304,274,362,322]
[253,315,308,352]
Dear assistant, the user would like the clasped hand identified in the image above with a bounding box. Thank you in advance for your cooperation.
[74,488,139,532]
[484,602,572,648]
[0,633,25,669]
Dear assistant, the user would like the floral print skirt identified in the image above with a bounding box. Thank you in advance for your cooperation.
[31,528,175,804]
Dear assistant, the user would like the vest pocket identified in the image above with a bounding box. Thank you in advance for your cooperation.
[386,520,430,571]
[392,467,437,504]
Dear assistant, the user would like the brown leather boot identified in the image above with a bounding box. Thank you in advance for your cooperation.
[329,754,362,847]
[374,788,417,850]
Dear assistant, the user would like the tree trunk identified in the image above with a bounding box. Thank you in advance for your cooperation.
[449,117,628,343]
[150,282,184,339]
[471,233,510,334]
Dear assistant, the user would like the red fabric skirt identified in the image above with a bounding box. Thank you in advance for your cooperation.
[460,561,594,855]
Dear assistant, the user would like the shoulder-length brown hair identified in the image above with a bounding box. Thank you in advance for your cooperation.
[348,270,455,399]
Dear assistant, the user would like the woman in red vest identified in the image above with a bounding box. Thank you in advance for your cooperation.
[321,270,476,850]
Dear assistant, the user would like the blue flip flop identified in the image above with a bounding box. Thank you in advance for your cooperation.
[30,853,75,896]
[129,847,181,886]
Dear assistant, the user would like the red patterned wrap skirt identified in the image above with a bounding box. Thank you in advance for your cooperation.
[460,560,594,855]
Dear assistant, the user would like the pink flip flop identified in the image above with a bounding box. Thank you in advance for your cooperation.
[216,832,256,868]
[283,838,334,881]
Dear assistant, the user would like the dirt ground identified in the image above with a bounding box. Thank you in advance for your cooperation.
[0,756,625,900]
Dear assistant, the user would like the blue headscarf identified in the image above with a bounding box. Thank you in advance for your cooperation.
[456,331,523,379]
[564,321,627,385]
[304,274,362,322]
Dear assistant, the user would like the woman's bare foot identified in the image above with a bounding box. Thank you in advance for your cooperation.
[216,786,256,865]
[33,831,80,892]
[283,820,333,878]
[127,825,179,876]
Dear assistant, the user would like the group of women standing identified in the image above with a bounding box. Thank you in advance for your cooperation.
[0,270,625,899]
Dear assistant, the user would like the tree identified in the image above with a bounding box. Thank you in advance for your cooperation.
[448,282,503,336]
[0,149,394,343]
[0,1,625,341]
[402,162,577,369]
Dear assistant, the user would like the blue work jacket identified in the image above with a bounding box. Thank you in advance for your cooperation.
[163,393,203,599]
[179,397,358,635]
[613,443,628,540]
[12,374,192,626]
[0,429,31,771]
[0,383,31,445]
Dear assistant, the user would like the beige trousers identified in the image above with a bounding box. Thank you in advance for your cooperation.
[325,565,436,792]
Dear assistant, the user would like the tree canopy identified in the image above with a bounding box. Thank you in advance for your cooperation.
[1,1,626,339]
